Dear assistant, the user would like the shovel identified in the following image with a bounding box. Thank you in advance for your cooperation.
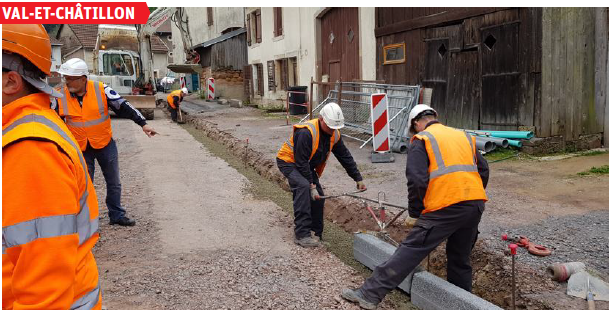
[567,271,609,304]
[177,106,186,124]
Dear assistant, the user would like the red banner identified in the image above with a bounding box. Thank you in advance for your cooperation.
[0,2,150,24]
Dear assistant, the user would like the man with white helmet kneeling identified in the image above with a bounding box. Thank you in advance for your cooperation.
[276,102,366,248]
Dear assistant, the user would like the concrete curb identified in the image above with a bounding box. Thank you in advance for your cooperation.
[353,233,502,310]
[353,233,418,293]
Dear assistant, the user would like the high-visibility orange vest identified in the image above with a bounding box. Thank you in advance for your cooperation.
[277,119,340,177]
[56,80,112,151]
[3,93,101,309]
[167,90,182,109]
[411,123,488,213]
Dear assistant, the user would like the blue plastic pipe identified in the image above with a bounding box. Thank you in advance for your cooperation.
[506,139,523,148]
[467,130,534,140]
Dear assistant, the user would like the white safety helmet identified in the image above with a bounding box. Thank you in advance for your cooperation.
[319,102,345,130]
[58,58,89,76]
[181,87,188,95]
[408,104,437,134]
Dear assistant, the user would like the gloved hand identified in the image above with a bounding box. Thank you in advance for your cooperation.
[310,184,320,201]
[356,180,367,191]
[404,216,419,227]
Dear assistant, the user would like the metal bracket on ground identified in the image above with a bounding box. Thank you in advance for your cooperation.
[371,152,395,163]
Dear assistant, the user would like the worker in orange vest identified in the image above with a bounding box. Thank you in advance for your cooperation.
[341,104,489,309]
[3,24,102,309]
[55,58,158,226]
[277,102,366,248]
[167,87,188,122]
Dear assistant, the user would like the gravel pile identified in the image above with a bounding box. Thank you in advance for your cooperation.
[484,210,609,280]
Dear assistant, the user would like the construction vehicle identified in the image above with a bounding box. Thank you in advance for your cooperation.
[89,24,156,119]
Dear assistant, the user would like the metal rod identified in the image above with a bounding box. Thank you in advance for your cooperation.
[286,92,290,126]
[346,194,408,210]
[309,77,314,120]
[386,209,406,227]
[318,189,366,199]
[338,78,343,104]
[512,255,516,310]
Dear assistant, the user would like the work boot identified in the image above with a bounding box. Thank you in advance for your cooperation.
[110,216,136,227]
[341,288,378,310]
[294,236,320,248]
[315,235,330,247]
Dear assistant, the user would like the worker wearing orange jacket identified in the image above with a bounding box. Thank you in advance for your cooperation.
[341,104,489,309]
[2,24,102,309]
[54,57,158,227]
[167,88,188,122]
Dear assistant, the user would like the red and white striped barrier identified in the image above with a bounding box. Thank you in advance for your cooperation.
[371,93,391,153]
[207,78,215,100]
[180,76,186,89]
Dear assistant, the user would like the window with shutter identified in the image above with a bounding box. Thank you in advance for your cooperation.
[274,7,283,37]
[267,60,276,92]
[207,8,213,26]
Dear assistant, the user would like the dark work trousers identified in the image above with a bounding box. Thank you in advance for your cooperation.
[83,139,127,221]
[360,201,484,303]
[168,105,178,122]
[277,159,325,239]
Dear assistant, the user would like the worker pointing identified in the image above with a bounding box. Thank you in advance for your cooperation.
[167,87,188,122]
[277,102,366,248]
[3,24,101,309]
[341,104,489,309]
[55,58,157,226]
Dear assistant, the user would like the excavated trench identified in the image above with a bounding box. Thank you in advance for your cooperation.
[180,113,568,310]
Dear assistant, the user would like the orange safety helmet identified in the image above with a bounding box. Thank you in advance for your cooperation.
[2,24,52,75]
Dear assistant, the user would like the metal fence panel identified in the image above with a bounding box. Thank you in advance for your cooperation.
[301,82,420,153]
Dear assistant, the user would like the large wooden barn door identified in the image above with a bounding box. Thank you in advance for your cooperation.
[481,22,521,130]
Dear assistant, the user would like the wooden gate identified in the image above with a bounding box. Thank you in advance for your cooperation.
[422,39,449,124]
[320,8,360,96]
[446,50,480,129]
[481,22,521,130]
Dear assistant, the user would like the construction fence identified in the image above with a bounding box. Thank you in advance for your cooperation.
[301,82,421,153]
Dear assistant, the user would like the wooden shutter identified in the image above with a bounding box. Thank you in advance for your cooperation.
[280,59,289,90]
[275,7,283,36]
[267,60,276,91]
[257,64,264,96]
[255,10,262,43]
[207,8,213,26]
[246,14,251,46]
[243,65,252,100]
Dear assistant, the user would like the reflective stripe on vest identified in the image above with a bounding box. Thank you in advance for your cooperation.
[70,281,101,310]
[63,82,107,127]
[418,131,478,179]
[2,114,99,254]
[286,121,318,152]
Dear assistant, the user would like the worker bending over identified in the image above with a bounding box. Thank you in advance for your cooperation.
[167,87,188,122]
[277,102,366,248]
[342,104,489,309]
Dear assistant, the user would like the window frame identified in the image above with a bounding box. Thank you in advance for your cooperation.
[382,43,406,65]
